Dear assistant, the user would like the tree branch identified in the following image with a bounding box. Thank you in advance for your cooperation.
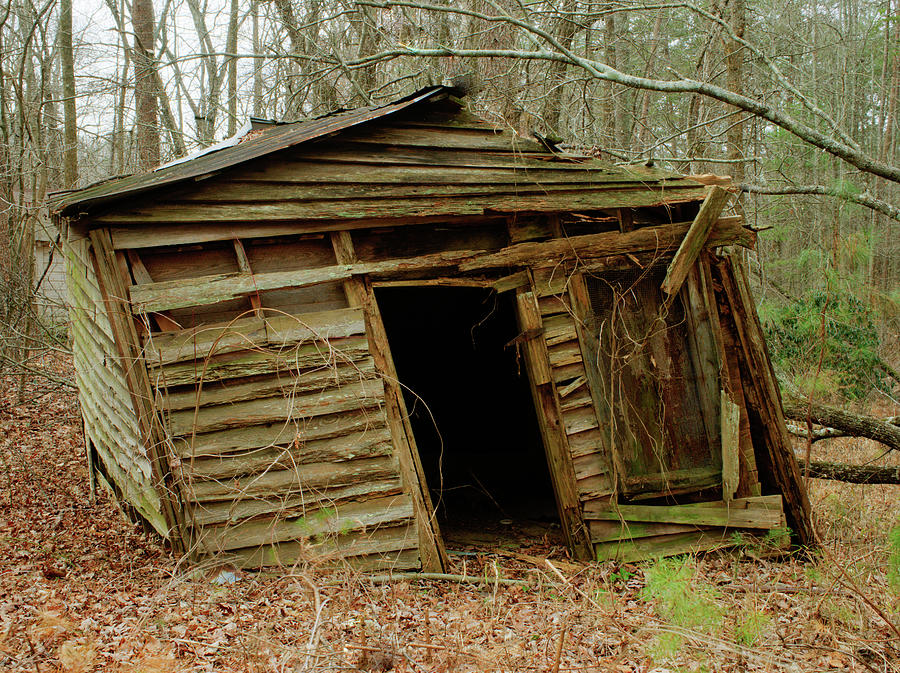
[739,184,900,223]
[355,0,900,185]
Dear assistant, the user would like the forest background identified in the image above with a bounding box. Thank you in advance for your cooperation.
[0,0,897,408]
[0,1,897,670]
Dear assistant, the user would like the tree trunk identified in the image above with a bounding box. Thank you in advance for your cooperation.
[801,460,900,484]
[252,0,263,118]
[540,0,578,136]
[59,0,77,187]
[226,0,239,136]
[725,0,746,183]
[132,0,159,169]
[782,393,900,452]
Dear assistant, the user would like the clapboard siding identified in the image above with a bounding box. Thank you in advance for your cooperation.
[145,278,412,569]
[538,298,615,508]
[66,238,167,532]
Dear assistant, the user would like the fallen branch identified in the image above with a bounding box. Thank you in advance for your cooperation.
[364,572,525,586]
[782,392,900,452]
[797,459,900,485]
[786,423,847,442]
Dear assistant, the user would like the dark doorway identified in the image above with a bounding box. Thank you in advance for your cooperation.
[375,286,560,545]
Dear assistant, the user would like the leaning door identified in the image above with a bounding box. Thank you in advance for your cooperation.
[575,265,785,561]
[583,267,721,497]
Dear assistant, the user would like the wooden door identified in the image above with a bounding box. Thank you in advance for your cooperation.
[581,267,722,499]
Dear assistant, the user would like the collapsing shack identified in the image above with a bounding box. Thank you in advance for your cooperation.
[52,87,812,571]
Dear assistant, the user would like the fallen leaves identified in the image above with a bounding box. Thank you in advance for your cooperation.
[0,354,898,672]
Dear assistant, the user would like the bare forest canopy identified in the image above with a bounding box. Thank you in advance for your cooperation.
[0,0,897,400]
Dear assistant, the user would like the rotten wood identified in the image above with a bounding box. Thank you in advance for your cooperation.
[127,218,753,315]
[515,274,593,560]
[661,185,730,297]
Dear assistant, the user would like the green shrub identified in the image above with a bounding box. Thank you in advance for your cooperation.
[762,289,884,399]
[889,523,900,593]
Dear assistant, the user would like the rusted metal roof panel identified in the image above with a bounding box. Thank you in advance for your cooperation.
[51,86,450,216]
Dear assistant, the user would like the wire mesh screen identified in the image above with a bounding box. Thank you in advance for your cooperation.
[582,267,715,492]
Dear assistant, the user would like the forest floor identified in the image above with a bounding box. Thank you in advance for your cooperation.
[1,356,899,672]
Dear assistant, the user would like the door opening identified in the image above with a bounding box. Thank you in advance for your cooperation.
[375,286,561,547]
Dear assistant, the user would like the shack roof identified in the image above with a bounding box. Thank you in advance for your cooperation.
[51,87,452,217]
[52,85,707,222]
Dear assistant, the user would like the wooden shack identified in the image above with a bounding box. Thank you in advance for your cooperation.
[51,86,812,571]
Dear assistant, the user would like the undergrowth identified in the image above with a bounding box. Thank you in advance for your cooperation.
[640,556,724,662]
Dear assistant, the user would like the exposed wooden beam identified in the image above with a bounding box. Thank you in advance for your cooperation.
[130,218,753,315]
[661,186,730,297]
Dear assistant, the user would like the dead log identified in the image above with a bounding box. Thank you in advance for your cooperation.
[782,393,900,453]
[799,460,900,485]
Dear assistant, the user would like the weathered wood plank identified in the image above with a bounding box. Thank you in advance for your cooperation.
[94,185,712,226]
[539,294,572,317]
[175,179,697,203]
[547,339,583,369]
[681,265,722,459]
[515,276,593,560]
[583,502,784,529]
[166,378,384,436]
[287,143,690,175]
[109,216,510,249]
[558,388,593,413]
[152,335,371,387]
[160,359,376,411]
[590,520,707,544]
[721,390,741,501]
[180,426,394,481]
[621,466,722,498]
[131,266,355,314]
[594,529,738,562]
[542,314,578,347]
[185,454,400,503]
[552,362,586,384]
[265,307,366,346]
[557,375,587,399]
[565,427,605,458]
[222,524,418,569]
[532,266,571,297]
[143,316,267,366]
[179,407,388,458]
[241,156,682,186]
[195,494,414,552]
[335,125,548,152]
[562,405,600,435]
[661,186,730,297]
[459,217,753,273]
[188,477,403,526]
[572,453,609,481]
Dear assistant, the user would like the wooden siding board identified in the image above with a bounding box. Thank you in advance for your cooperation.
[165,378,385,435]
[66,238,167,532]
[195,493,414,552]
[92,186,711,226]
[150,335,371,387]
[188,477,404,527]
[182,427,395,481]
[180,407,388,458]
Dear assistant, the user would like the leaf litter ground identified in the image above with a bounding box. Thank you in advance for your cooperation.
[1,355,898,672]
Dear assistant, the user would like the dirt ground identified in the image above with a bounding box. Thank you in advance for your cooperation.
[1,356,898,672]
